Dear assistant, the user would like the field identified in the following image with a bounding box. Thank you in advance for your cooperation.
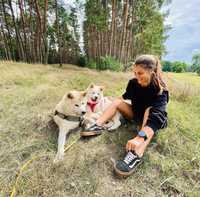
[0,61,200,197]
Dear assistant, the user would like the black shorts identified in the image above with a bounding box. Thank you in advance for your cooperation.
[132,108,168,133]
[133,111,144,125]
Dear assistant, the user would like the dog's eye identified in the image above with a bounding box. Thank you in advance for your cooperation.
[75,104,79,107]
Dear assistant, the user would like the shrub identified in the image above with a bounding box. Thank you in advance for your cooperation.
[78,55,87,67]
[191,53,200,76]
[162,61,172,72]
[87,59,97,69]
[98,56,122,71]
[171,61,187,73]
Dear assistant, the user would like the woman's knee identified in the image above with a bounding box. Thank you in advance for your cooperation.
[112,98,124,108]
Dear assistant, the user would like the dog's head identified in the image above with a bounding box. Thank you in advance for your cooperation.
[66,90,87,115]
[86,83,104,104]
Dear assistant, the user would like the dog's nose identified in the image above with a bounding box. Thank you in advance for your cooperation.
[82,111,86,115]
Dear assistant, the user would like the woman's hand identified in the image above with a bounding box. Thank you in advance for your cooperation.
[125,136,144,152]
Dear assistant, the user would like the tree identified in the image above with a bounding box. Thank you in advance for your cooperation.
[171,61,187,73]
[191,53,200,75]
[0,0,81,64]
[55,0,62,66]
[0,0,168,68]
[162,60,172,72]
[83,0,169,70]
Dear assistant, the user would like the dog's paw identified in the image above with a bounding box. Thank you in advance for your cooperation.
[53,153,64,163]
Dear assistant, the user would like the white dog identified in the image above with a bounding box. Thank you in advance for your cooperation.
[53,90,86,162]
[81,83,122,130]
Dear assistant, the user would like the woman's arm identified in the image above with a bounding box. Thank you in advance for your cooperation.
[146,90,169,133]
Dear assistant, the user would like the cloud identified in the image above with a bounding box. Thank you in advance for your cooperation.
[192,49,200,55]
[163,0,200,62]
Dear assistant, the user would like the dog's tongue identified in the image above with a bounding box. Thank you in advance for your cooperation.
[87,101,98,112]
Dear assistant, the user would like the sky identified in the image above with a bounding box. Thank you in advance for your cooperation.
[65,0,200,63]
[162,0,200,63]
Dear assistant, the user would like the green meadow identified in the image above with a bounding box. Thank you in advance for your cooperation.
[0,61,199,197]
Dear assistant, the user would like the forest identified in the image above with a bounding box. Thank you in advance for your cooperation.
[0,0,169,70]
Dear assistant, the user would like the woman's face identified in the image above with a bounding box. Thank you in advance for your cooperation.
[133,65,152,87]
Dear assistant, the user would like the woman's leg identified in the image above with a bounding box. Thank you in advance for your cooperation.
[96,98,134,126]
[130,107,154,157]
[114,107,155,176]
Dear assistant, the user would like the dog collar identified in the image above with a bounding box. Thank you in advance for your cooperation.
[54,110,81,122]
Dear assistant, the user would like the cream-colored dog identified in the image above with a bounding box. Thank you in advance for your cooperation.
[81,83,122,130]
[53,90,86,162]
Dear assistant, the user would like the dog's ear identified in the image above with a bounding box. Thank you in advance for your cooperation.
[67,92,74,99]
[99,86,104,91]
[88,83,94,89]
[81,91,87,97]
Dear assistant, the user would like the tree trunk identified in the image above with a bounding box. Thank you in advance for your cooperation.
[8,0,25,61]
[55,0,62,67]
[34,0,43,63]
[109,0,116,56]
[1,0,13,60]
[43,0,48,64]
[28,0,37,62]
[0,24,11,60]
[119,0,129,63]
[18,0,28,62]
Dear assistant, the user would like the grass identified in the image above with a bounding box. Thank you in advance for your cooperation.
[0,61,200,197]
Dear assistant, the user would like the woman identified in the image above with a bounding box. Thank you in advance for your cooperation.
[81,54,169,177]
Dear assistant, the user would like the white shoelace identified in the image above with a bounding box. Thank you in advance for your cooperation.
[90,124,103,131]
[124,152,137,165]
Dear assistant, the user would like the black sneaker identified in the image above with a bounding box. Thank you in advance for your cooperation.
[80,123,106,136]
[114,151,142,177]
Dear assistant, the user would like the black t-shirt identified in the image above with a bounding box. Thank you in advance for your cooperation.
[122,78,169,132]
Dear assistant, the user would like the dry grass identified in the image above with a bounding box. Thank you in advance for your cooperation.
[165,73,200,101]
[0,61,200,197]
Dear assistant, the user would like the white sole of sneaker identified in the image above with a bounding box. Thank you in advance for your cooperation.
[113,161,142,178]
[80,131,102,136]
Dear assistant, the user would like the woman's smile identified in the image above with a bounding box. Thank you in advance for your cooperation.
[133,65,151,87]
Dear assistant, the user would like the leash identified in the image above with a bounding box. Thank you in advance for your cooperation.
[9,137,80,197]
